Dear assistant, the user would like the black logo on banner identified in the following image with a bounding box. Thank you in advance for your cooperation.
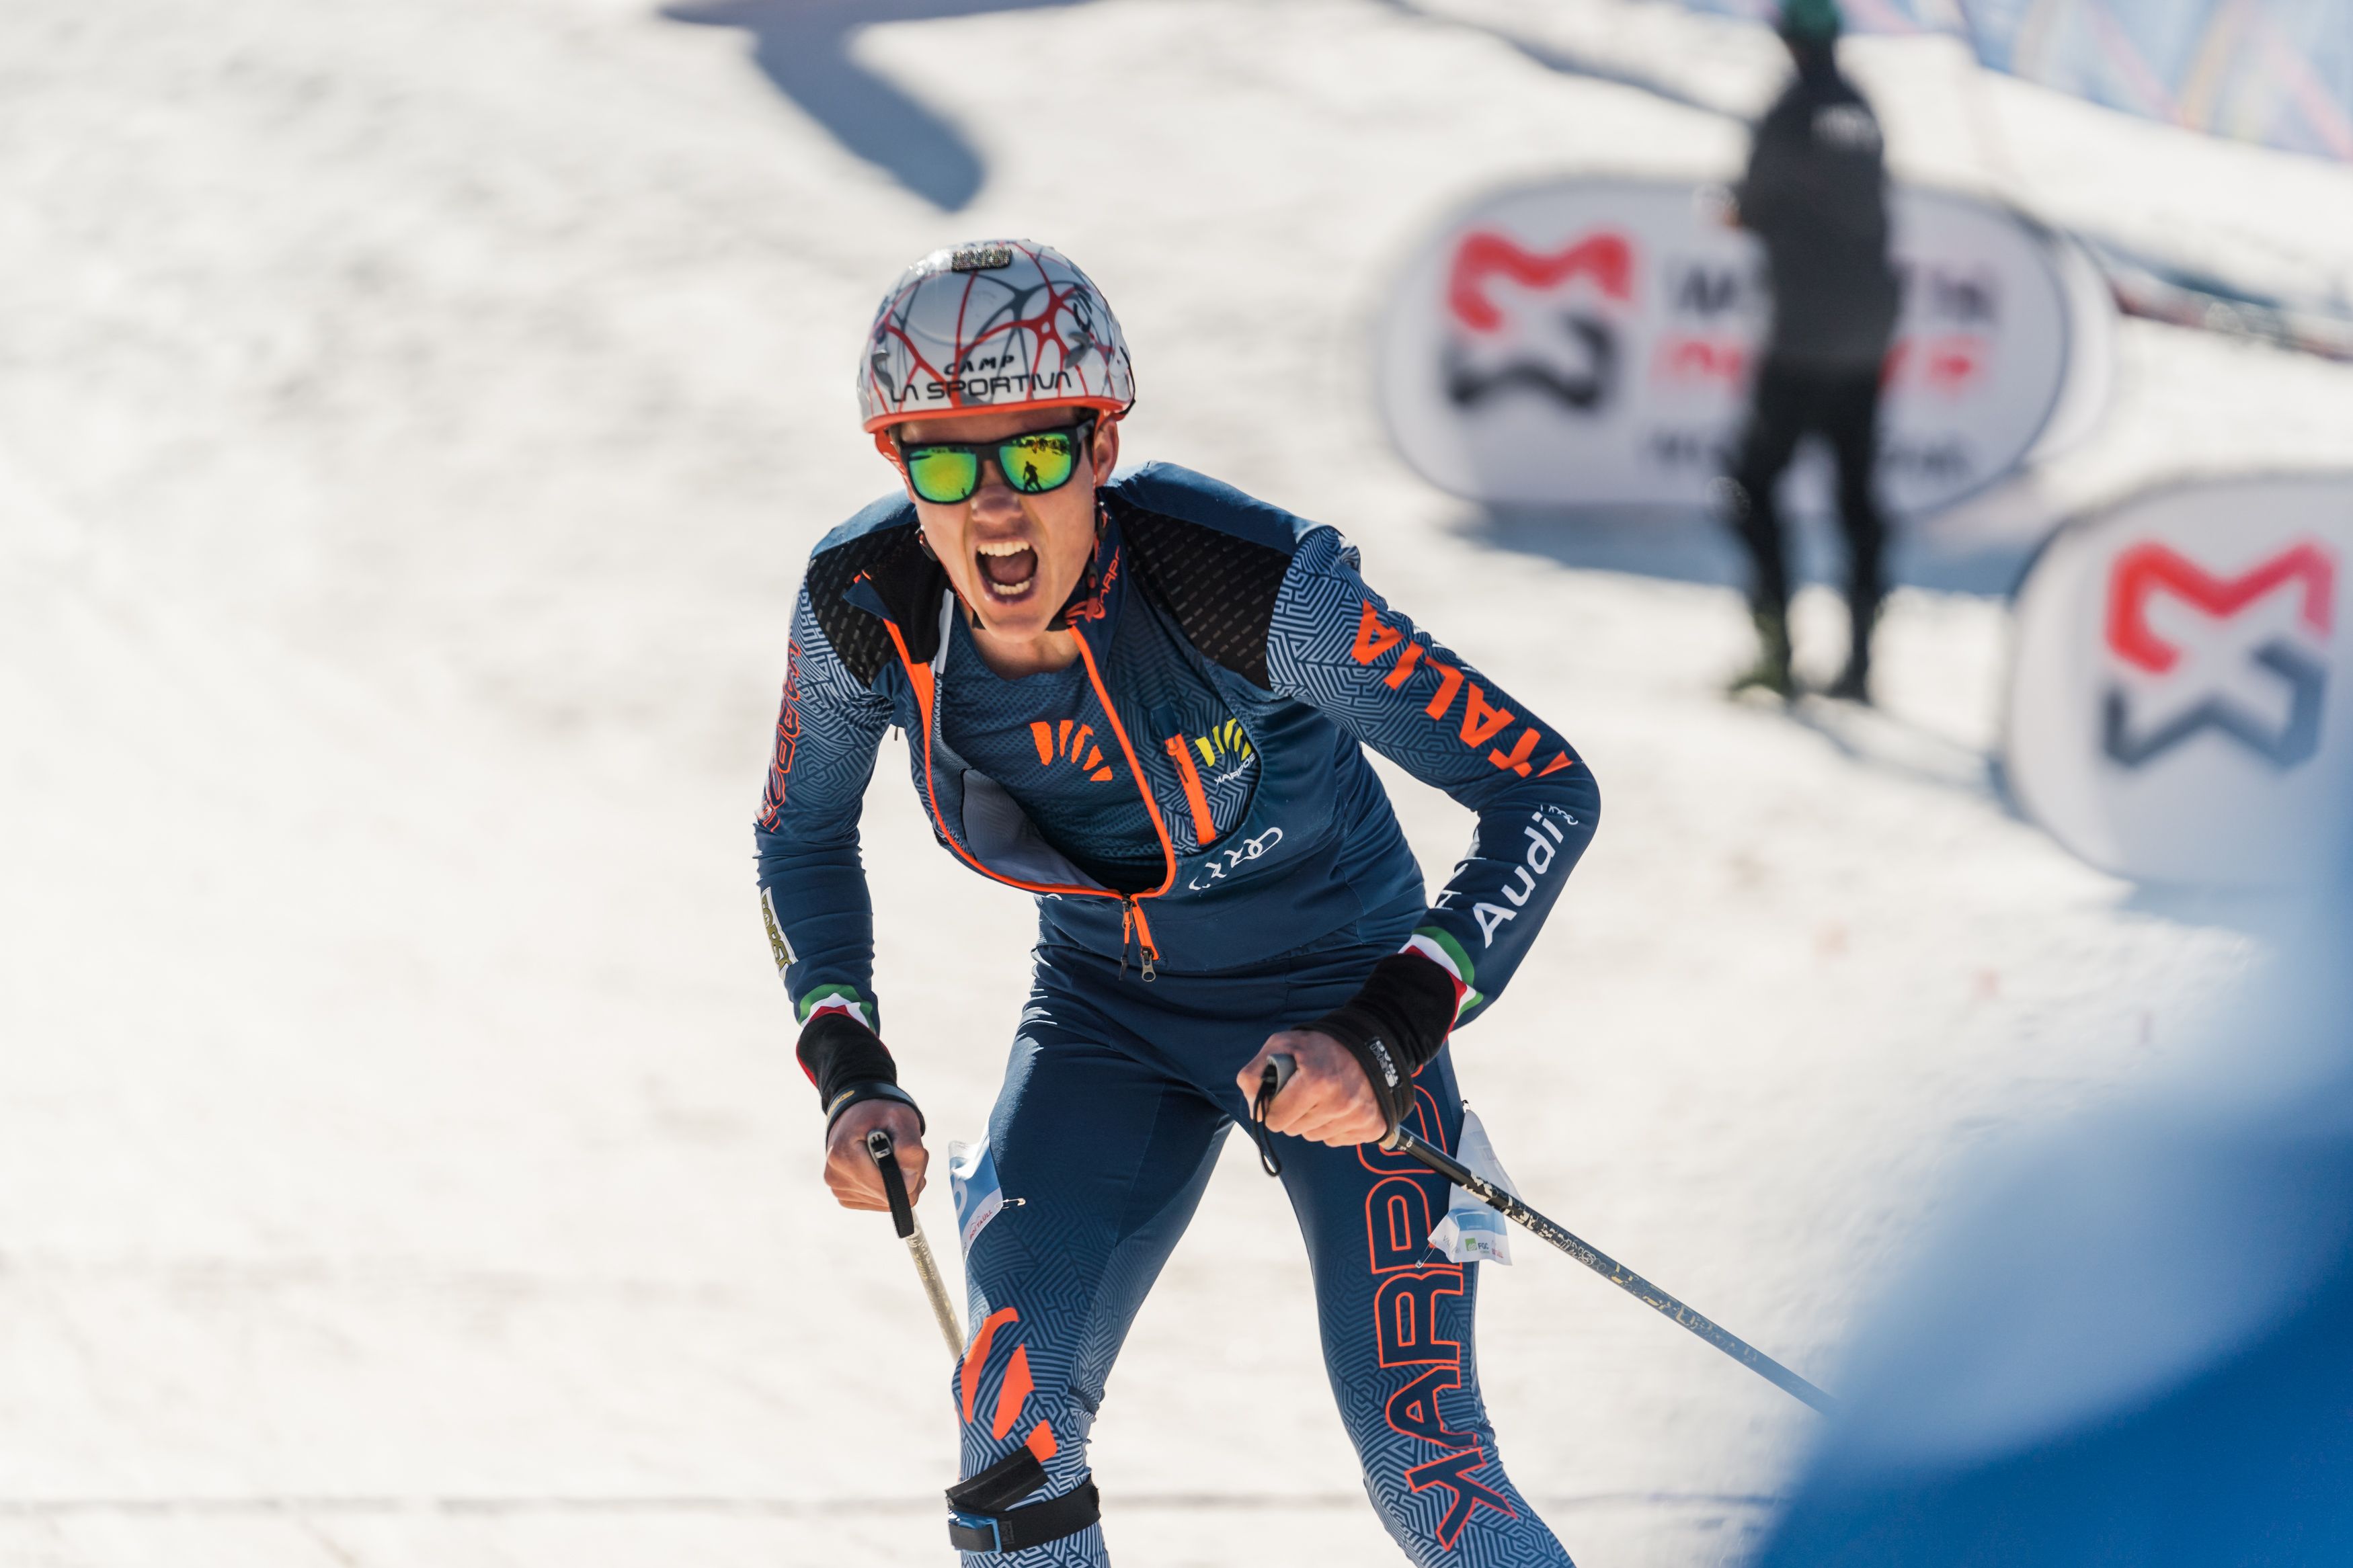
[1441,229,1634,418]
[1443,315,1618,412]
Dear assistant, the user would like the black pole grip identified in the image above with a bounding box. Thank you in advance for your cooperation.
[1248,1053,1300,1180]
[867,1127,917,1240]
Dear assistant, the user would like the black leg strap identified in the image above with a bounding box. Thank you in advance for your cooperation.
[946,1483,1100,1555]
[945,1450,1101,1554]
[947,1448,1048,1515]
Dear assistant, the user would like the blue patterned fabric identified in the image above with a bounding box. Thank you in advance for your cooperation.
[952,935,1576,1567]
[754,462,1599,1020]
[936,615,1167,893]
[754,464,1601,1558]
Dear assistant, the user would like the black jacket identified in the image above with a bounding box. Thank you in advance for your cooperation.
[1737,53,1900,370]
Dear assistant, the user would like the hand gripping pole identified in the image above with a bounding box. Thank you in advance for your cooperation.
[1259,1055,1836,1414]
[866,1128,965,1359]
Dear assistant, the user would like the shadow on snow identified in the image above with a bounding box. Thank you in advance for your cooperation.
[661,0,1092,212]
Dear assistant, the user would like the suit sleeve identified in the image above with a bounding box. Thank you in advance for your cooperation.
[752,581,893,1034]
[1265,527,1598,1027]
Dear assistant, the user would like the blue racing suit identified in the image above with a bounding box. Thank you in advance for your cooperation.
[755,464,1599,1565]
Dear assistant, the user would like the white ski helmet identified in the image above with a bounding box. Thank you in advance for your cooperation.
[858,239,1135,434]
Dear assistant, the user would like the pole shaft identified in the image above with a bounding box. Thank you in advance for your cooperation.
[905,1227,966,1360]
[1391,1126,1837,1415]
[866,1128,967,1361]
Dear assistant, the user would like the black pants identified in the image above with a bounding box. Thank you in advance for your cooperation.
[1725,359,1888,628]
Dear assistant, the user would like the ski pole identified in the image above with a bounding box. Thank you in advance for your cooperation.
[1259,1056,1837,1415]
[866,1127,965,1359]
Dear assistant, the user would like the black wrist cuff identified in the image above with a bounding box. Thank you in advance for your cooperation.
[1311,952,1461,1130]
[796,1012,924,1132]
[824,1080,922,1133]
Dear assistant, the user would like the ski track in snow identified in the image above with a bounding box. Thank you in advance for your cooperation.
[4,1,2348,1564]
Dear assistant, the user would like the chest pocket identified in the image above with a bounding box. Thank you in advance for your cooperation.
[1147,704,1261,856]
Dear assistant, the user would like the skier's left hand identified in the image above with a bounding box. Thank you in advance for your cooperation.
[1238,1030,1386,1147]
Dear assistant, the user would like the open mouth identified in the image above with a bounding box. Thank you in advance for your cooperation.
[975,540,1039,602]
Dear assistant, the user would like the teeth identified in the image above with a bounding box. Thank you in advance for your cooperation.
[976,540,1032,556]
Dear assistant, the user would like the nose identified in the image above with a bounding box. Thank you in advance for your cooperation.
[966,454,1024,512]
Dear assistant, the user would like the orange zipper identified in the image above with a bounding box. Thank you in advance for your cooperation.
[883,610,1179,979]
[1118,896,1158,983]
[1071,630,1175,979]
[1163,735,1218,847]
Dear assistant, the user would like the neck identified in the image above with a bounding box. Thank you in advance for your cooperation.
[967,616,1082,679]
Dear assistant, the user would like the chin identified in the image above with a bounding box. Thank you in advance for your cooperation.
[980,608,1058,640]
[964,585,1055,636]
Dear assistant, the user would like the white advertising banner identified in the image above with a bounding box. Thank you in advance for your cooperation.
[2007,474,2353,887]
[1375,177,2102,514]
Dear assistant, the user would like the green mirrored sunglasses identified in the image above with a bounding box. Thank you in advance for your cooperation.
[897,418,1096,505]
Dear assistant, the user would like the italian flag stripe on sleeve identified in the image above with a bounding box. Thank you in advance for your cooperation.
[795,983,877,1032]
[1403,929,1479,1023]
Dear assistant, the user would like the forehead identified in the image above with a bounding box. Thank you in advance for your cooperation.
[894,405,1086,445]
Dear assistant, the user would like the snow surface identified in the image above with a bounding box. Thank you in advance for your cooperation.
[4,1,2350,1565]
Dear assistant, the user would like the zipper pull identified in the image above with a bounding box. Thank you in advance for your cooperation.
[1130,899,1158,983]
[1117,897,1158,983]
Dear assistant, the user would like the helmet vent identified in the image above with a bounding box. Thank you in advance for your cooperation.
[950,244,1014,273]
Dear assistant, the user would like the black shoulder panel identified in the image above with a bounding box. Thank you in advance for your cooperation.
[1114,499,1291,688]
[806,521,932,688]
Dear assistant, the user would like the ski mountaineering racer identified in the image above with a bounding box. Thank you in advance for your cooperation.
[756,240,1599,1565]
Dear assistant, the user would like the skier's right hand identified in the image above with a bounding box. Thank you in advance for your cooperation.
[824,1098,928,1212]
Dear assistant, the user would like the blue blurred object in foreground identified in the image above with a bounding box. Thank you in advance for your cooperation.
[1758,889,2353,1567]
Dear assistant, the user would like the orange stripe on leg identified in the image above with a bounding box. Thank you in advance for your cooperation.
[990,1344,1035,1440]
[960,1307,1020,1424]
[1025,1419,1058,1462]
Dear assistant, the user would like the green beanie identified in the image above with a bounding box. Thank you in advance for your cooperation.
[1778,0,1843,43]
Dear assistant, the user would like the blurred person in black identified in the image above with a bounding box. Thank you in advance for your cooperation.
[1721,0,1899,702]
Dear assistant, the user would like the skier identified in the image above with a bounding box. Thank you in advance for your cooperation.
[1720,0,1901,701]
[758,239,1598,1565]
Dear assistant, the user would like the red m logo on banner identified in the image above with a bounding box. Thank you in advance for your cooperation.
[2106,540,2336,674]
[2102,540,2338,774]
[1447,231,1635,332]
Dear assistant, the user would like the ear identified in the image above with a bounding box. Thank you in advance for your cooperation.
[1090,415,1122,482]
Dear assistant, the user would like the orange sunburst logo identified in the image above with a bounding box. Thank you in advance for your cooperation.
[1031,719,1115,781]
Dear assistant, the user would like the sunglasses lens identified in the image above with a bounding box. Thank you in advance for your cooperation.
[905,448,980,503]
[998,431,1079,494]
